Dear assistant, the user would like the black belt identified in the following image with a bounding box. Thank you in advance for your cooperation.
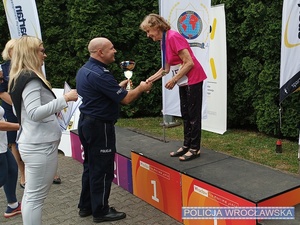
[81,114,114,124]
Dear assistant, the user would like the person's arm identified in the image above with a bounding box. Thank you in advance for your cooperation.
[146,64,171,83]
[165,49,194,90]
[0,69,13,105]
[22,80,76,122]
[0,92,13,105]
[119,79,129,89]
[0,120,19,131]
[120,81,152,105]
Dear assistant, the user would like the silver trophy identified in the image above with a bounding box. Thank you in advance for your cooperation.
[120,60,135,90]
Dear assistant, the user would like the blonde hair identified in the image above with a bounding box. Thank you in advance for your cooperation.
[2,39,17,60]
[8,36,51,92]
[140,13,171,32]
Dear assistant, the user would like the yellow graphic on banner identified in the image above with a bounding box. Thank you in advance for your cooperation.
[210,18,217,40]
[210,58,217,79]
[284,15,300,48]
[210,17,217,80]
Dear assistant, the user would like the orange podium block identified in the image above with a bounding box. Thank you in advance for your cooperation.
[257,187,300,207]
[181,174,256,225]
[131,151,182,222]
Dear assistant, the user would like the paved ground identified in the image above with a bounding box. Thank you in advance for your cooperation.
[0,151,183,225]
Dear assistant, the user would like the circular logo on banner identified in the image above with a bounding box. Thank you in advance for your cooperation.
[177,11,202,40]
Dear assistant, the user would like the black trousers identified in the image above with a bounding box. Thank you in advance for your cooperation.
[179,82,203,150]
[77,114,116,217]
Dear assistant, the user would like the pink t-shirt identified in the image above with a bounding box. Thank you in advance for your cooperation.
[165,30,207,85]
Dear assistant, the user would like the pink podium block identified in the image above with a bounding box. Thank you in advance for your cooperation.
[113,153,133,193]
[70,130,84,164]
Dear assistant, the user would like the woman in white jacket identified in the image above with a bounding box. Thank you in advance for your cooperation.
[8,36,78,225]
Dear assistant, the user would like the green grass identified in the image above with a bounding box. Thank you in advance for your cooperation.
[116,117,300,175]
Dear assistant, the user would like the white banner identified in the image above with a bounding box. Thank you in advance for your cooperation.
[202,4,227,134]
[159,0,211,118]
[280,0,300,103]
[3,0,42,39]
[3,0,45,74]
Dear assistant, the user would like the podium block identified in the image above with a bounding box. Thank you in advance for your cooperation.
[131,151,182,222]
[181,174,256,225]
[257,186,300,207]
[70,131,133,193]
[70,130,84,163]
[113,153,133,193]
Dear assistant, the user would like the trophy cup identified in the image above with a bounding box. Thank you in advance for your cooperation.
[120,60,135,90]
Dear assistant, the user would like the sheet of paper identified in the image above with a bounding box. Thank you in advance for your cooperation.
[56,81,82,130]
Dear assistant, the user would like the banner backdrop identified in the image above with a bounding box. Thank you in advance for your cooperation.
[280,0,300,103]
[3,0,42,39]
[202,4,227,134]
[159,0,211,118]
[280,0,300,164]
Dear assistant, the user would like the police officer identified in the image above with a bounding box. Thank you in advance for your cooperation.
[76,37,152,223]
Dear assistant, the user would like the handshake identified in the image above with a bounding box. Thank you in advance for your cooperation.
[119,79,152,93]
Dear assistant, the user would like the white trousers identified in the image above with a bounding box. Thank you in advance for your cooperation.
[19,140,59,225]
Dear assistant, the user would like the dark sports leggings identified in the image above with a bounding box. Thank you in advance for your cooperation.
[179,82,203,150]
[0,149,18,203]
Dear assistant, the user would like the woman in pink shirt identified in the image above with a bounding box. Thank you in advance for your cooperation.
[140,13,207,161]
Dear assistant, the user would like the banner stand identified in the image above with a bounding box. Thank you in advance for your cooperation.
[159,114,181,143]
[298,131,300,175]
[280,0,300,175]
[159,115,181,128]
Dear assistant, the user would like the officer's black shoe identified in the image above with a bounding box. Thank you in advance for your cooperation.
[78,208,92,217]
[93,207,126,223]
